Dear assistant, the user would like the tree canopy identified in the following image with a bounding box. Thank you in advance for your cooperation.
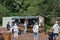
[0,0,60,25]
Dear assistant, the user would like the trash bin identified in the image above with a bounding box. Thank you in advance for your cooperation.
[4,32,11,40]
[48,32,53,40]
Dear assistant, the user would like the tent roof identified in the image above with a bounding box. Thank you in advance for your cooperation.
[13,16,39,19]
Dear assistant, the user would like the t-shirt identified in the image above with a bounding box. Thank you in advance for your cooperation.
[33,25,39,33]
[53,24,60,33]
[24,23,27,27]
[13,25,18,32]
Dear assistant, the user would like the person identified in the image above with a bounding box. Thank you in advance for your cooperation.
[52,21,60,40]
[33,22,39,40]
[6,22,10,32]
[24,21,28,33]
[13,23,18,38]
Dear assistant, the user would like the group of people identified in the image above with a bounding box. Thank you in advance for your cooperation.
[6,21,28,38]
[6,20,60,40]
[6,21,39,39]
[6,22,19,38]
[33,21,60,40]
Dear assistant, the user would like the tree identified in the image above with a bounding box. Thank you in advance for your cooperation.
[0,0,60,25]
[0,4,10,17]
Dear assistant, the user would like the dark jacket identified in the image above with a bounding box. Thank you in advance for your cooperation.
[7,24,10,31]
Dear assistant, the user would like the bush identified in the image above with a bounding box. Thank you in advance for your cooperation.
[44,25,52,31]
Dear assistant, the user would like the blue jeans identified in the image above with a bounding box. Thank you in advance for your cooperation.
[24,26,27,33]
[34,33,38,38]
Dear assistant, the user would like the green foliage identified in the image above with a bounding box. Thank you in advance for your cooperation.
[0,0,60,26]
[0,4,10,17]
[44,25,51,30]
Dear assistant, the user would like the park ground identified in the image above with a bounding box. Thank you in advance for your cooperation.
[0,27,60,40]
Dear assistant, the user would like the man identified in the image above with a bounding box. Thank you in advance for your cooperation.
[52,21,60,40]
[13,23,18,38]
[6,22,10,32]
[33,22,39,40]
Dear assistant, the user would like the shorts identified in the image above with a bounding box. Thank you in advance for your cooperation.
[34,33,38,38]
[53,33,58,37]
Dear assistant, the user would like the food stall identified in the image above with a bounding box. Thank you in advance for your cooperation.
[2,16,44,32]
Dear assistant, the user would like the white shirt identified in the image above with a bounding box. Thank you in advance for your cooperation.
[53,24,60,33]
[13,25,18,32]
[24,23,27,27]
[33,24,39,33]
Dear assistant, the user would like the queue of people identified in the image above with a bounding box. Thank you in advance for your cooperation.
[6,20,60,40]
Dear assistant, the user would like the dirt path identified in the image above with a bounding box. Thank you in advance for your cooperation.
[11,33,60,40]
[11,33,48,40]
[0,27,60,40]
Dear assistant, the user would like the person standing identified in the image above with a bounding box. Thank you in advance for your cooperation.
[52,21,60,40]
[24,21,28,33]
[6,22,10,32]
[33,22,39,40]
[13,23,18,38]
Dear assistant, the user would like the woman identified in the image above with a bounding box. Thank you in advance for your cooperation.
[24,21,28,33]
